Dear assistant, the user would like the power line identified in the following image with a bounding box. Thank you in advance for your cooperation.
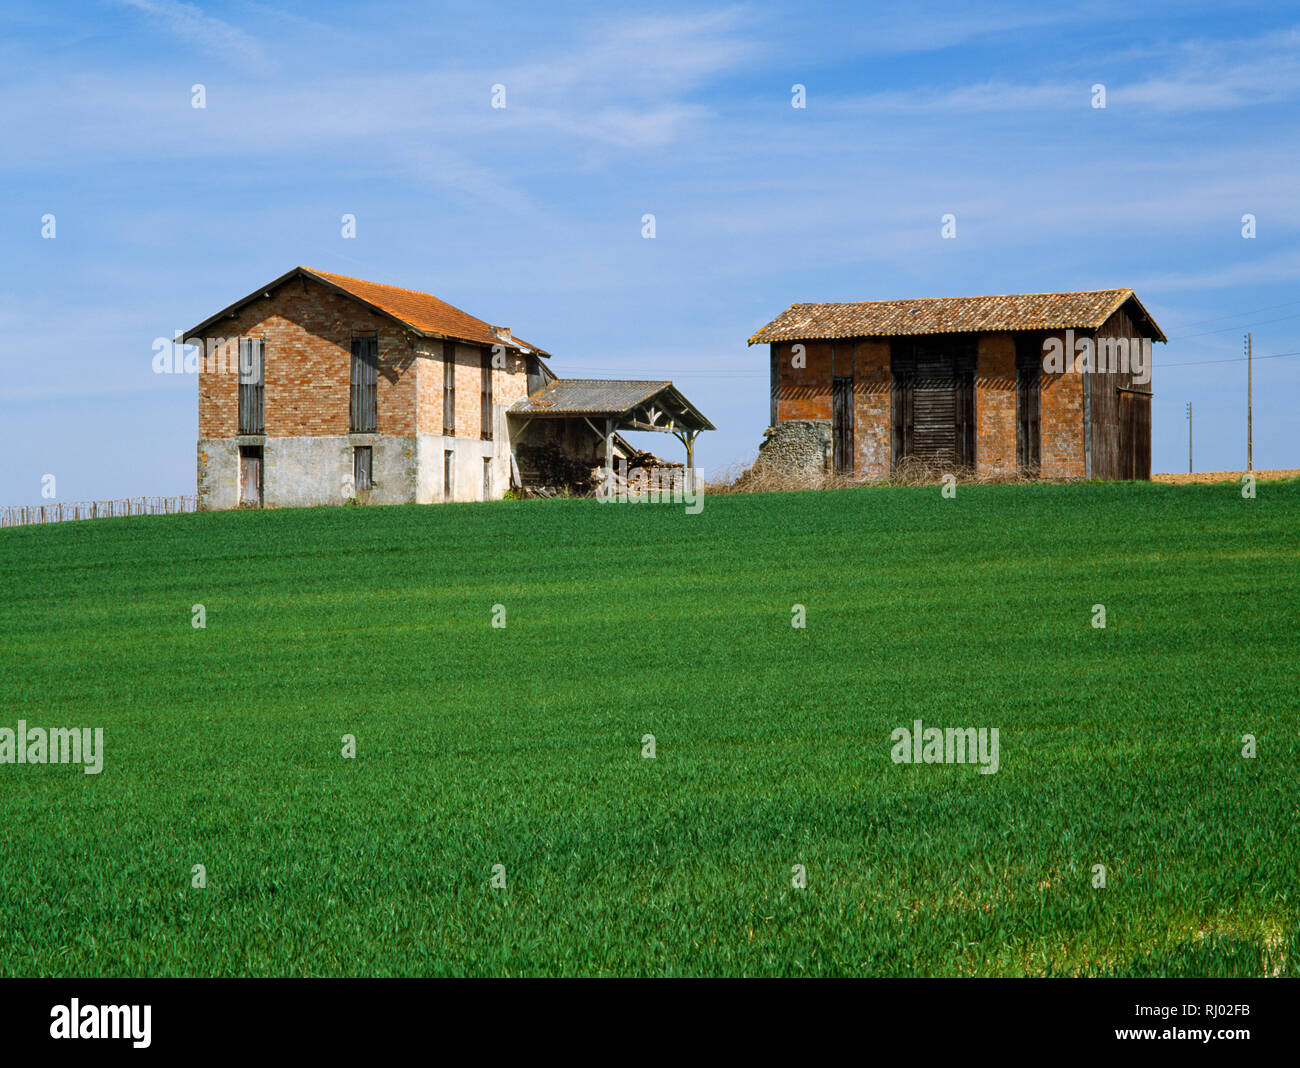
[1157,348,1300,369]
[1169,309,1300,341]
[1167,296,1300,332]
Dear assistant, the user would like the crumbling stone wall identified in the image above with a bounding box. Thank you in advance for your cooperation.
[754,420,832,477]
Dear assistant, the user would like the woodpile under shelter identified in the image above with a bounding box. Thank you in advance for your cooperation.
[508,379,715,490]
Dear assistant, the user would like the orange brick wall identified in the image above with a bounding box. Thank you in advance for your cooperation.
[772,330,1088,478]
[452,343,481,438]
[976,333,1017,476]
[774,339,833,420]
[414,340,445,435]
[1041,331,1085,478]
[198,279,532,445]
[851,339,891,477]
[197,339,238,438]
[492,349,529,428]
[414,340,529,438]
[196,278,416,438]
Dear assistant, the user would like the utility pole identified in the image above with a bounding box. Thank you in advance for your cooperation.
[1186,402,1193,473]
[1246,332,1253,471]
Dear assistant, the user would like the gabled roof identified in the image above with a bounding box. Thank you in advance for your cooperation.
[510,379,716,431]
[185,266,550,355]
[749,289,1166,345]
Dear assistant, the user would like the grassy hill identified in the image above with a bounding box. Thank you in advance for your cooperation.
[1,481,1297,976]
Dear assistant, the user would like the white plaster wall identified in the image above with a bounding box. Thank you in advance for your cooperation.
[197,438,240,511]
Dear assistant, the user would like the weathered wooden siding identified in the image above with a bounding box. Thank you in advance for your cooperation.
[1090,302,1152,480]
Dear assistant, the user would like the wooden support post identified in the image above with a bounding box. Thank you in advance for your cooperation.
[604,417,614,490]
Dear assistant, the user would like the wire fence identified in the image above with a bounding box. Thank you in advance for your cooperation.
[0,496,199,529]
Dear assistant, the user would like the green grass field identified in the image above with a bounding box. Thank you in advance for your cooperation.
[1,480,1297,976]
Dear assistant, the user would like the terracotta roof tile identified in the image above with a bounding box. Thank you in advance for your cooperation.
[305,268,549,355]
[749,289,1166,344]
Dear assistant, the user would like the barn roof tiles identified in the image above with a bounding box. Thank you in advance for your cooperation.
[749,289,1166,344]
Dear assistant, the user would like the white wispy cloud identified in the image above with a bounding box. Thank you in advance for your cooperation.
[822,24,1300,114]
[120,0,265,63]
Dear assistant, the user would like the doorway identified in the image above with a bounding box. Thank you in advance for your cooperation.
[239,445,263,506]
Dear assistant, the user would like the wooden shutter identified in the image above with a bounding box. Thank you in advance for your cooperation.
[443,342,455,435]
[238,338,264,434]
[1017,368,1041,469]
[893,338,974,468]
[1016,336,1041,470]
[913,346,956,463]
[832,376,854,474]
[481,349,493,441]
[350,338,377,433]
[891,346,914,471]
[955,372,975,467]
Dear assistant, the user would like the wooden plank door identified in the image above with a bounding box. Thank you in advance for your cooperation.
[1133,393,1151,480]
[832,376,854,475]
[1118,390,1152,480]
[892,365,914,471]
[239,447,262,506]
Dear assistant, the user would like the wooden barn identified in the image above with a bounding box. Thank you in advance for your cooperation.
[749,289,1165,481]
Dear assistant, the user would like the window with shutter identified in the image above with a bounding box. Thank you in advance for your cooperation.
[443,342,456,436]
[350,338,378,433]
[891,337,975,468]
[238,338,264,434]
[1015,336,1042,471]
[481,350,493,441]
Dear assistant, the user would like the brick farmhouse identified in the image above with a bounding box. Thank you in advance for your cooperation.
[750,289,1166,481]
[187,267,712,509]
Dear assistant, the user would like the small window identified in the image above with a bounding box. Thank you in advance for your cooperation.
[353,446,372,493]
[443,341,456,436]
[444,449,454,502]
[481,350,493,441]
[238,338,264,434]
[483,457,492,500]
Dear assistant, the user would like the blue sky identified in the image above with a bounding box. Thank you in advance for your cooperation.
[2,0,1298,503]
